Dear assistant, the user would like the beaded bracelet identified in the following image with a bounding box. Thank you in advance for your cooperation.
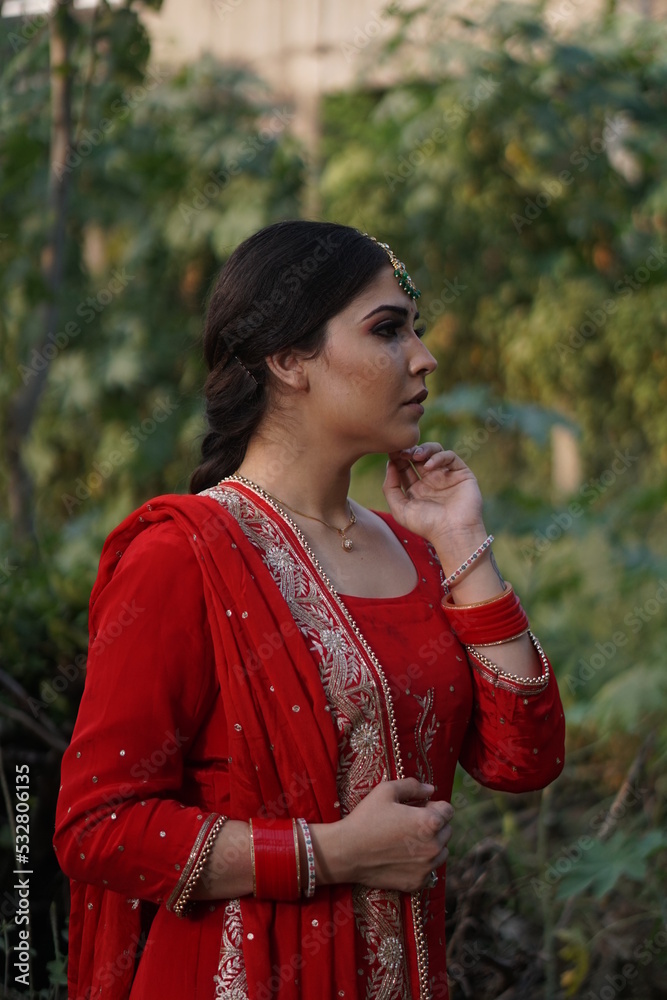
[172,814,228,917]
[251,818,301,901]
[441,534,494,595]
[296,818,316,898]
[465,631,551,691]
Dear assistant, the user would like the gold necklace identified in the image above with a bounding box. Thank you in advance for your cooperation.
[259,486,358,552]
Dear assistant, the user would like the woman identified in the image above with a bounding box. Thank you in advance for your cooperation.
[54,220,565,1000]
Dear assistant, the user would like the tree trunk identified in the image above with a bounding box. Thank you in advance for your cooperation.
[551,424,582,500]
[6,2,74,540]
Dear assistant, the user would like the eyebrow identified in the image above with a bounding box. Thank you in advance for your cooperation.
[361,304,417,322]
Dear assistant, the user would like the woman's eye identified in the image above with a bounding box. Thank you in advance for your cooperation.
[372,322,426,339]
[372,322,400,338]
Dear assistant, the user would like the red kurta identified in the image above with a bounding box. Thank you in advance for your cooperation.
[54,483,564,1000]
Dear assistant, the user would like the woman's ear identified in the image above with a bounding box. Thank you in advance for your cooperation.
[265,350,309,391]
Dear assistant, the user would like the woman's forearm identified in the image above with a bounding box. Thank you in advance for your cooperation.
[190,820,254,900]
[193,779,453,902]
[432,526,543,680]
[190,819,349,902]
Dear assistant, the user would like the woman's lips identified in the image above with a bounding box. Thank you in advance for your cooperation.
[403,401,425,415]
[402,389,428,415]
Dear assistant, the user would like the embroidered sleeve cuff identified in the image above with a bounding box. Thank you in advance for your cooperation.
[166,812,227,917]
[465,631,550,696]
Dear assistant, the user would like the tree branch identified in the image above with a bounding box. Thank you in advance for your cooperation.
[0,665,68,741]
[0,702,68,753]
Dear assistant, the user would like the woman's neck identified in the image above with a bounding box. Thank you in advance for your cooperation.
[235,434,354,526]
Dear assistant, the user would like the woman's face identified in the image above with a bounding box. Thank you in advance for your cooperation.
[300,264,438,458]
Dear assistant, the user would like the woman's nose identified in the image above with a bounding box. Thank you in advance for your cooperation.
[409,337,438,376]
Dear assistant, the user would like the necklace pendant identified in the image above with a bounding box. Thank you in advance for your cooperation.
[342,537,353,552]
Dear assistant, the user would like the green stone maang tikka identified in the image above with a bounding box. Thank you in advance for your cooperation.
[364,234,421,300]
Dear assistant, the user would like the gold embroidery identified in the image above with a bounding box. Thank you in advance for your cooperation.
[214,898,248,999]
[410,689,437,956]
[204,481,429,1000]
[412,688,436,789]
[353,885,405,999]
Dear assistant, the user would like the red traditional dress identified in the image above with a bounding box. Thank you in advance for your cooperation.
[54,479,565,1000]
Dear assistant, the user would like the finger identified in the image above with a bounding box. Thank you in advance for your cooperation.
[439,823,453,848]
[386,454,422,490]
[417,803,453,839]
[391,778,434,803]
[397,443,443,463]
[430,815,453,846]
[430,844,450,870]
[382,460,411,514]
[428,801,455,824]
[390,444,442,480]
[422,449,467,472]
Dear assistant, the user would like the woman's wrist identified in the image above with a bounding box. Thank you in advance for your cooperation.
[190,817,351,903]
[431,525,508,604]
[308,819,351,887]
[190,819,254,901]
[429,524,489,567]
[430,524,492,577]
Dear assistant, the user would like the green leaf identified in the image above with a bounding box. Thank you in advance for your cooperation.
[556,830,667,900]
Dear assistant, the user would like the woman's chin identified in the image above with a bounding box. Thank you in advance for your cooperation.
[397,424,422,448]
[382,431,421,455]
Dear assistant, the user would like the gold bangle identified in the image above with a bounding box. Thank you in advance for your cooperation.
[172,814,227,917]
[465,631,550,687]
[441,583,515,610]
[249,819,257,897]
[470,627,531,647]
[292,818,302,898]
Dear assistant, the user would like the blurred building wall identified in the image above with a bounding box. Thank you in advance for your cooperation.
[141,0,667,160]
[142,0,667,106]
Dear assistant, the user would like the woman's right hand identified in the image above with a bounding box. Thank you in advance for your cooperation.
[311,778,454,893]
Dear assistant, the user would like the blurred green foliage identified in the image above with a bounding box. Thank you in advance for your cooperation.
[339,9,667,992]
[0,1,665,997]
[322,3,667,482]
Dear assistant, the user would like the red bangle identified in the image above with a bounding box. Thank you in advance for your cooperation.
[441,585,529,646]
[250,819,300,901]
[442,584,517,615]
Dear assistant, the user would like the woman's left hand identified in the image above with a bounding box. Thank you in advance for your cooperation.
[383,443,485,546]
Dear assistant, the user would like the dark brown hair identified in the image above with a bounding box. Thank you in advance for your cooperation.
[189,220,390,492]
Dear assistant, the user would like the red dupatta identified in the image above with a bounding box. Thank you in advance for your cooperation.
[70,479,429,1000]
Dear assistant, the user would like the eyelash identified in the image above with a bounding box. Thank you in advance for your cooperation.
[372,322,427,339]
